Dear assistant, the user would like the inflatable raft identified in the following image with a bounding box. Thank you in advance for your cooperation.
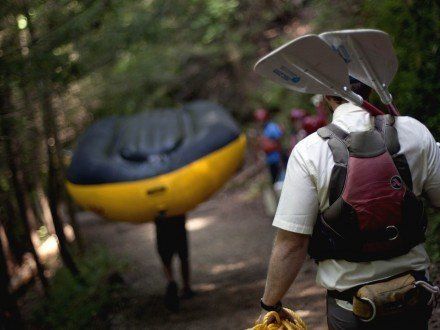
[66,101,246,222]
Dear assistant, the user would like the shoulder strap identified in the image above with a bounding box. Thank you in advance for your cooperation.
[317,124,349,165]
[318,123,349,141]
[374,115,413,190]
[318,124,349,204]
[374,115,399,155]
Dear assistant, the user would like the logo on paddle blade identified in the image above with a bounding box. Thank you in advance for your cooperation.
[273,66,301,84]
[390,175,403,190]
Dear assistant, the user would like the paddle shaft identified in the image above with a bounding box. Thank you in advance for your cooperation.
[361,100,385,116]
[386,103,400,116]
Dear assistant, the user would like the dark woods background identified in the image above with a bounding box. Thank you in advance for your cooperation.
[0,0,439,327]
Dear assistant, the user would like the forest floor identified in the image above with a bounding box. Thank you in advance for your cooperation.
[78,173,327,329]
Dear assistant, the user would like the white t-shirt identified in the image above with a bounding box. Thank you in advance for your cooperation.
[273,102,440,291]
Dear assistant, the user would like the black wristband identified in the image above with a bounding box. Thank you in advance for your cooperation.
[260,298,283,312]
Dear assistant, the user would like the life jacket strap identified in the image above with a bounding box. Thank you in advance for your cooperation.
[374,115,413,191]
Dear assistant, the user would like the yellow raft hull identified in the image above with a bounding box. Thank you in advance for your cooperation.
[66,134,246,222]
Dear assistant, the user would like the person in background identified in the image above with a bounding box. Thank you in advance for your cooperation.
[289,108,308,151]
[299,95,329,137]
[254,108,285,184]
[155,214,194,312]
[312,94,329,122]
[301,115,327,136]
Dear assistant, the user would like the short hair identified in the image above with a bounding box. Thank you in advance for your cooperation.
[326,80,372,104]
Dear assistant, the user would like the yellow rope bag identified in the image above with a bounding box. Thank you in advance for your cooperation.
[251,308,307,330]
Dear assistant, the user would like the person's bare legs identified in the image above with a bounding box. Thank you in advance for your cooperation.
[178,228,194,298]
[180,256,191,293]
[162,260,174,283]
[179,256,195,299]
[161,257,179,311]
[155,218,179,311]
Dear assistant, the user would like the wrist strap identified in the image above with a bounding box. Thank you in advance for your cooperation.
[260,298,283,312]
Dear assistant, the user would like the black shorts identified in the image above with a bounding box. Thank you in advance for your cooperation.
[155,215,188,265]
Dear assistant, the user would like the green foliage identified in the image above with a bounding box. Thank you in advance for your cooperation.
[426,211,440,263]
[311,0,440,139]
[362,0,440,138]
[30,248,126,329]
[63,0,304,121]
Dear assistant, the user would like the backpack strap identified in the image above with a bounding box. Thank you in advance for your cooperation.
[317,124,349,164]
[374,115,413,190]
[318,124,349,204]
[318,123,349,140]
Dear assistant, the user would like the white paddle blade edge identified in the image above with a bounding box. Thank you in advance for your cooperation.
[254,39,334,95]
[254,35,354,98]
[320,29,398,104]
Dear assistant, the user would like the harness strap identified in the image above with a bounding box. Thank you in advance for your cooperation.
[374,115,413,190]
[374,115,399,154]
[317,124,349,165]
[327,270,427,303]
[317,124,350,204]
[317,123,349,141]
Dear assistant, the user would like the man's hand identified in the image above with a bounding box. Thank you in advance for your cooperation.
[256,308,295,325]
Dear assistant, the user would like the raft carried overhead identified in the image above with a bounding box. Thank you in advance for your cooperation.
[66,100,246,222]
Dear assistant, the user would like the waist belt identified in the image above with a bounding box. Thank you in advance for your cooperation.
[327,270,427,303]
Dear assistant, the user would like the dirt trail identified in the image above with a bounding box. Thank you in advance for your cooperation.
[79,181,327,329]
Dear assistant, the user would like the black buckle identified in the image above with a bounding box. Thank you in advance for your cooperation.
[385,225,399,241]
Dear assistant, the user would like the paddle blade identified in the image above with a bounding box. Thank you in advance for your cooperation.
[254,35,350,96]
[320,29,398,103]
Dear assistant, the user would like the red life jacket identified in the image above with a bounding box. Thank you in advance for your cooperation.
[308,115,427,262]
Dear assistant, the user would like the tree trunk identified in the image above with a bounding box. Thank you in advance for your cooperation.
[21,1,83,254]
[1,195,27,264]
[35,183,56,235]
[48,93,83,251]
[20,83,56,235]
[16,1,81,276]
[0,222,23,329]
[40,83,80,277]
[0,84,49,293]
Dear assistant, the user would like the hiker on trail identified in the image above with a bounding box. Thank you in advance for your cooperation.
[155,214,194,312]
[299,96,328,139]
[301,114,326,137]
[289,108,307,151]
[257,80,440,329]
[312,94,330,124]
[254,108,285,184]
